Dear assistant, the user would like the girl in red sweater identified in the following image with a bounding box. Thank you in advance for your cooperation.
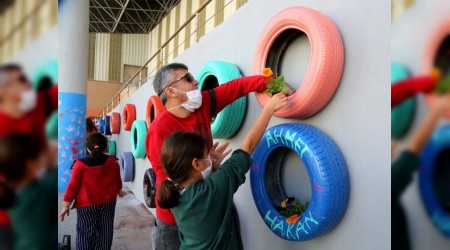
[59,132,125,250]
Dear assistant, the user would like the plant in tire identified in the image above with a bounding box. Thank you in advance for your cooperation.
[262,67,289,94]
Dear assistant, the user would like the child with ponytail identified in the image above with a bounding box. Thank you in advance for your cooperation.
[157,93,288,250]
[59,132,125,250]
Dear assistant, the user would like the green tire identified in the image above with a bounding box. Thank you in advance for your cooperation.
[45,111,58,140]
[391,62,416,139]
[107,140,116,156]
[197,61,246,139]
[31,61,58,90]
[130,120,147,158]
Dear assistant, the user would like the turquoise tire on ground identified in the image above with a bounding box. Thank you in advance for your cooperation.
[391,62,416,139]
[197,61,246,139]
[130,120,147,158]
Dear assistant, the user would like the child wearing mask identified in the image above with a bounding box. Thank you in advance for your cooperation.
[59,132,125,250]
[157,93,287,250]
[0,133,57,250]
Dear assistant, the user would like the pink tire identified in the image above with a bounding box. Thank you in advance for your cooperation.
[421,17,450,118]
[253,6,344,119]
[110,112,120,134]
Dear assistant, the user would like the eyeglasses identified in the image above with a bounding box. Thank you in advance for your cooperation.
[166,73,195,88]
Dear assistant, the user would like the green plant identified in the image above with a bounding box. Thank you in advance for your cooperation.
[264,75,289,94]
[278,197,309,219]
[435,76,450,94]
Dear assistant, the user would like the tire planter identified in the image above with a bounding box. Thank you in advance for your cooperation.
[104,115,111,135]
[31,61,58,90]
[130,120,147,158]
[107,140,116,157]
[143,168,157,208]
[146,96,165,129]
[45,111,58,140]
[419,125,450,237]
[251,123,349,241]
[98,118,105,134]
[110,112,120,134]
[421,17,450,118]
[253,7,344,119]
[391,62,416,139]
[197,61,246,138]
[123,104,136,131]
[120,152,135,182]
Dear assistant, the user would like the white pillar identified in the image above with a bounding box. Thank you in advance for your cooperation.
[58,0,89,191]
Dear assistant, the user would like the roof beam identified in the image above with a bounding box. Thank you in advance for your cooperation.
[112,0,131,32]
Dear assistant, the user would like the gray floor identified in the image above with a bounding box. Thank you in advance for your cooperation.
[58,186,155,250]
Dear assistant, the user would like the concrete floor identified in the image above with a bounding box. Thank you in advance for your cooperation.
[58,186,155,249]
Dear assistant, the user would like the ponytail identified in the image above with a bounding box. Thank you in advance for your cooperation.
[85,132,107,160]
[0,181,16,209]
[157,179,180,209]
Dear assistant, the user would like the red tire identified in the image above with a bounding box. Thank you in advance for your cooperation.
[122,104,136,131]
[110,112,120,134]
[421,17,450,118]
[253,7,344,119]
[146,96,165,129]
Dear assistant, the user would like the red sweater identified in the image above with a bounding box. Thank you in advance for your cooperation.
[0,86,57,226]
[63,156,122,208]
[146,75,268,224]
[391,76,436,108]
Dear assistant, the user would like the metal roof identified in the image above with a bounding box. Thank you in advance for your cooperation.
[89,0,180,33]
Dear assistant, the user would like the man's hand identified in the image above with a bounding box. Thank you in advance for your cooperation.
[118,190,126,198]
[209,141,232,171]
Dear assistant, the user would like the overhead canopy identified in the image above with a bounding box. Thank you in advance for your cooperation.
[89,0,180,33]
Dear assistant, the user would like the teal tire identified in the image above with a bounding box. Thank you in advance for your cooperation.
[391,62,416,139]
[197,61,246,139]
[107,140,116,156]
[130,120,147,158]
[45,111,58,140]
[31,61,58,90]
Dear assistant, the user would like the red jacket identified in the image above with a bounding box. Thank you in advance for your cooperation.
[391,76,436,108]
[146,75,268,224]
[0,86,57,225]
[63,155,122,208]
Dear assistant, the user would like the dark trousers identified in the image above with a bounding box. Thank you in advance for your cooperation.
[76,200,116,250]
[151,217,180,250]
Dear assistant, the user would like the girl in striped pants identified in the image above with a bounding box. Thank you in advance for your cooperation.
[59,132,125,250]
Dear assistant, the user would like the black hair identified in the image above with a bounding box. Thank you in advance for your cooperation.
[157,131,207,209]
[86,118,98,133]
[85,132,107,160]
[0,134,46,208]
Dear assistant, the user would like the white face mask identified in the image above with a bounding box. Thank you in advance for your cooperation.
[35,166,47,180]
[171,88,202,112]
[18,89,37,113]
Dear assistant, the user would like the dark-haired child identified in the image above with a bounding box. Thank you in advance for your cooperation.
[158,93,287,250]
[59,132,125,250]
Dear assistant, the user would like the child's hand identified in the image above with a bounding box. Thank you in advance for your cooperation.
[59,206,70,222]
[265,93,288,113]
[118,190,126,198]
[209,141,232,171]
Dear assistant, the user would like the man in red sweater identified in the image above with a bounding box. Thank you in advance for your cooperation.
[0,63,58,249]
[146,63,286,249]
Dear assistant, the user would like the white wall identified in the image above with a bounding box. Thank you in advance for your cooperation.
[391,0,450,249]
[108,0,391,249]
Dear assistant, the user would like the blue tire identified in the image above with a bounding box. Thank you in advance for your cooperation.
[143,168,157,208]
[197,61,246,139]
[98,118,105,134]
[251,123,349,241]
[104,115,112,135]
[130,120,147,158]
[120,152,135,182]
[391,62,416,139]
[107,140,116,157]
[419,125,450,237]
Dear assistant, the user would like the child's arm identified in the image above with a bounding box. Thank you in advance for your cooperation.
[408,93,450,154]
[240,93,287,155]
